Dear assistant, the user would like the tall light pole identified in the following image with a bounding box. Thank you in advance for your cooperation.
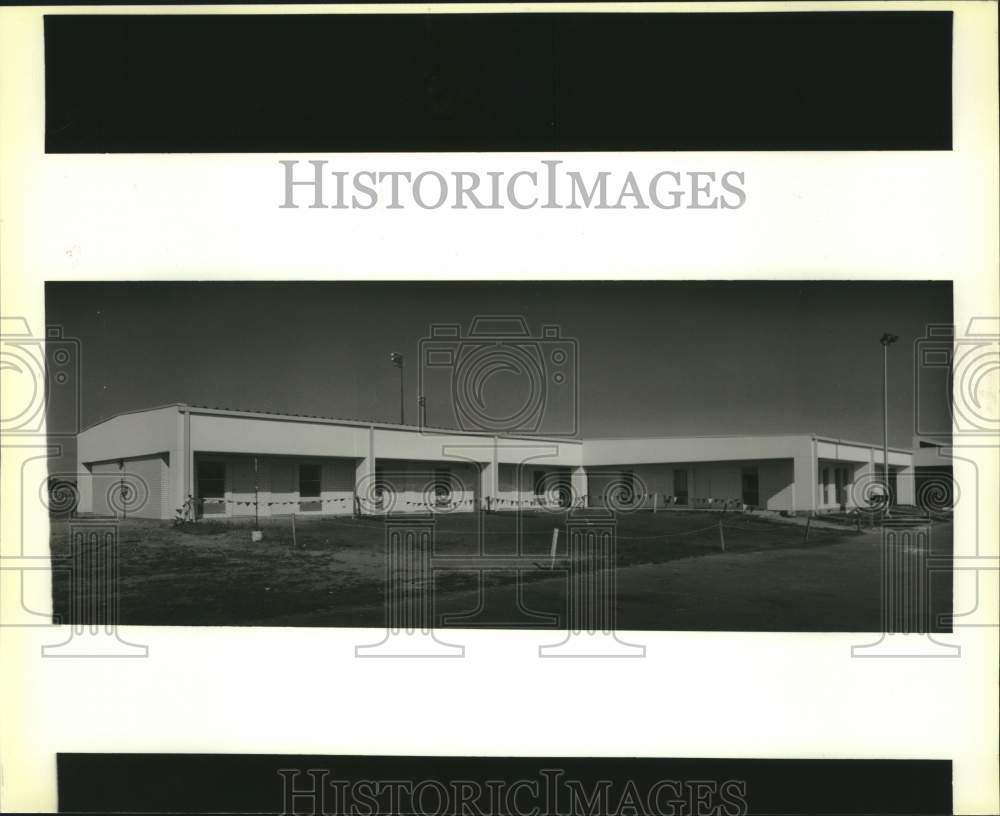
[252,455,259,530]
[389,352,405,425]
[880,333,898,516]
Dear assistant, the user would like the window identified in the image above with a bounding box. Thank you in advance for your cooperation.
[299,463,322,512]
[198,462,225,498]
[197,461,226,516]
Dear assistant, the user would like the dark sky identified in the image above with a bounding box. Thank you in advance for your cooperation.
[46,281,951,471]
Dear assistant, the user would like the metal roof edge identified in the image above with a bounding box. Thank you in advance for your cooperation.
[76,405,914,455]
[78,403,186,433]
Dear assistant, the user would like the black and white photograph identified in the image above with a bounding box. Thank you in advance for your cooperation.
[42,280,957,633]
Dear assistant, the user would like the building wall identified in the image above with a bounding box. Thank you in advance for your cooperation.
[194,453,357,518]
[491,463,572,509]
[815,459,856,509]
[77,406,179,463]
[191,413,370,460]
[373,427,582,467]
[816,439,911,467]
[372,458,480,513]
[587,459,796,511]
[77,406,181,519]
[583,435,809,466]
[759,459,796,511]
[190,453,484,518]
[692,462,741,503]
[77,407,919,519]
[85,454,169,519]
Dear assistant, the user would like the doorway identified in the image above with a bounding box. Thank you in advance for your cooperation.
[673,469,688,504]
[741,467,760,508]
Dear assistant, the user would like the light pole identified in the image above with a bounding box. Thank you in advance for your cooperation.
[252,455,259,529]
[880,333,898,516]
[389,352,405,425]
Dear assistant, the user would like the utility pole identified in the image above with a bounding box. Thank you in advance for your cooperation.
[390,352,405,424]
[253,455,259,529]
[880,333,898,517]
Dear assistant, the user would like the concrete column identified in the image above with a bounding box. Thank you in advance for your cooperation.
[170,407,193,519]
[354,426,376,514]
[479,460,497,510]
[184,410,194,511]
[844,464,859,508]
[792,453,817,513]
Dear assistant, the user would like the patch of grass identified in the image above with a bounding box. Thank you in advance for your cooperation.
[171,520,229,536]
[50,510,858,626]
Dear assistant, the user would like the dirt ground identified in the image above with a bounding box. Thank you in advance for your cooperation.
[48,510,952,631]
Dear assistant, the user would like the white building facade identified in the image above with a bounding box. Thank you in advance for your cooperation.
[75,404,916,520]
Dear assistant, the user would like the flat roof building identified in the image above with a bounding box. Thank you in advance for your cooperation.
[75,403,917,520]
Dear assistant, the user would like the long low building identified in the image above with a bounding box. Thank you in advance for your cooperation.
[74,403,917,520]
